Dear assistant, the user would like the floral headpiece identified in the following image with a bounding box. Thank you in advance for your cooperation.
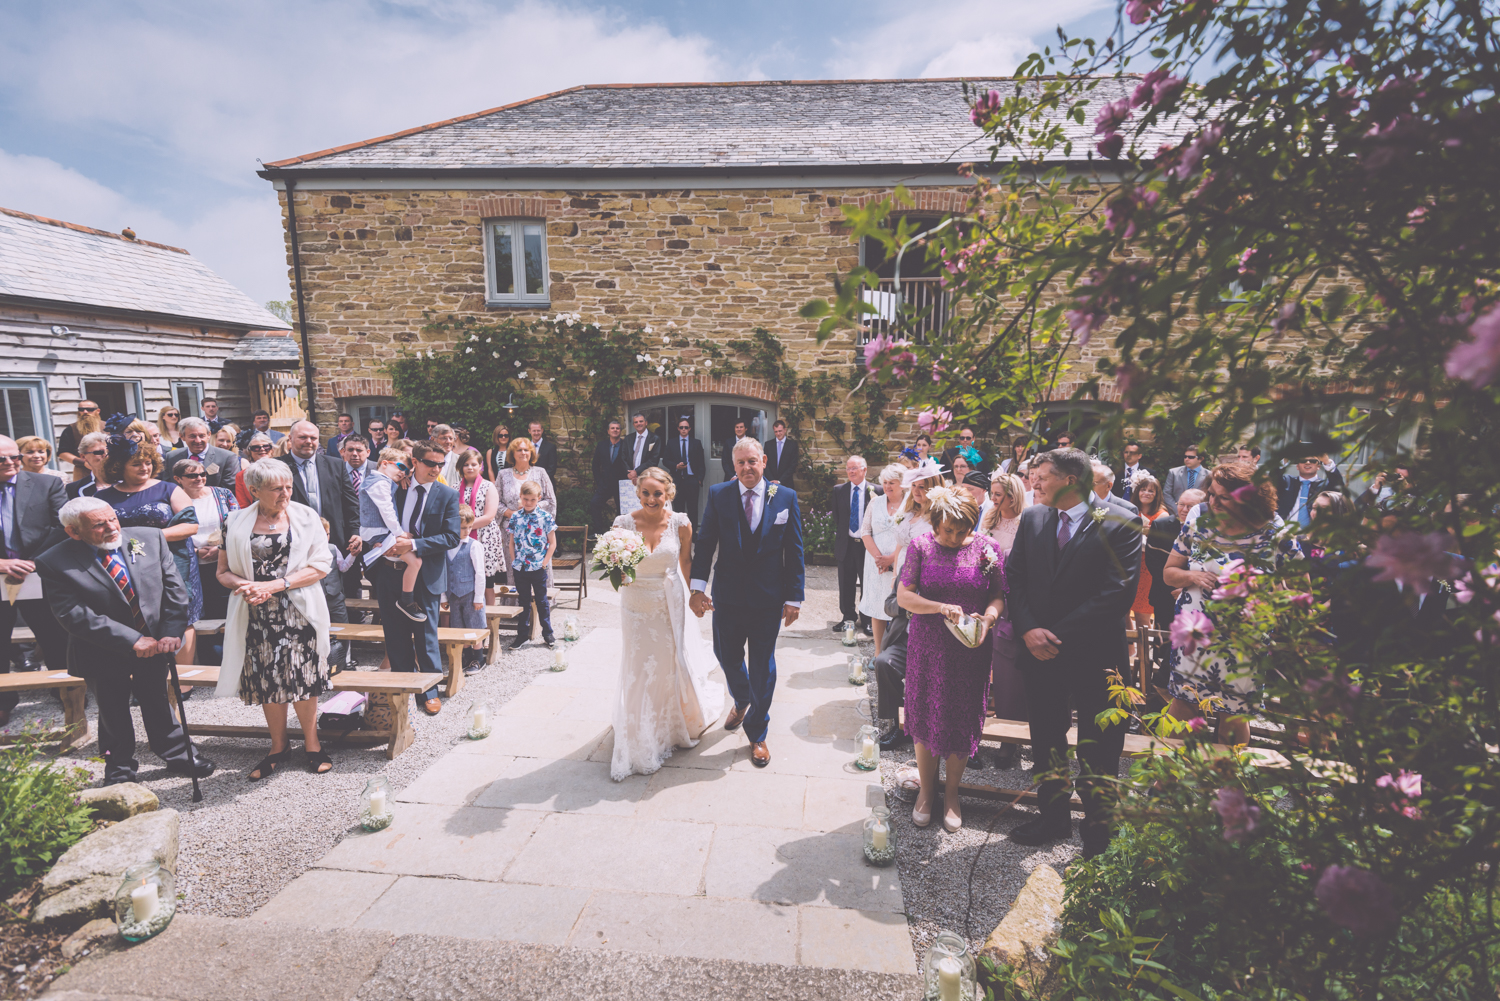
[102,412,141,465]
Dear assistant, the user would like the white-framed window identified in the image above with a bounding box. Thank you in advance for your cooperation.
[170,381,205,419]
[484,219,549,305]
[0,379,50,444]
[81,380,145,422]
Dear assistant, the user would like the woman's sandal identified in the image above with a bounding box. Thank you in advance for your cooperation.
[248,748,291,781]
[305,747,333,774]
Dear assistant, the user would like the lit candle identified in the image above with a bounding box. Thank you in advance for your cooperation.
[871,819,888,852]
[845,624,856,644]
[553,648,566,667]
[472,706,488,731]
[937,956,962,1001]
[131,883,158,923]
[861,735,877,766]
[368,789,387,816]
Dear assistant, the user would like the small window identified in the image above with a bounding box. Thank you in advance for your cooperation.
[485,219,549,305]
[81,380,145,421]
[170,381,204,419]
[0,379,49,443]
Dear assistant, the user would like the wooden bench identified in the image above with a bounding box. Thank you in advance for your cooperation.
[327,622,493,698]
[9,618,226,646]
[347,595,535,657]
[171,665,431,759]
[0,670,88,751]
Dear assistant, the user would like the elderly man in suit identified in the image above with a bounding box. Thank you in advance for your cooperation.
[589,420,630,533]
[1005,447,1143,857]
[164,418,241,491]
[1161,444,1206,510]
[38,497,214,784]
[279,420,361,567]
[664,416,707,526]
[832,456,880,635]
[0,436,70,721]
[763,420,800,488]
[374,439,461,715]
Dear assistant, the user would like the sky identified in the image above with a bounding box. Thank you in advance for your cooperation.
[0,0,1118,308]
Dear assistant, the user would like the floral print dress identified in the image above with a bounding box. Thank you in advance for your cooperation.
[1168,516,1302,714]
[238,531,328,705]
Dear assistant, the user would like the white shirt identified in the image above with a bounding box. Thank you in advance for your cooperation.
[1056,497,1091,543]
[633,431,648,467]
[679,436,693,476]
[399,481,427,533]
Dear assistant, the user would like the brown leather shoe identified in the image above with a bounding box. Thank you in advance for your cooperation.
[750,741,770,768]
[422,698,441,716]
[724,704,747,731]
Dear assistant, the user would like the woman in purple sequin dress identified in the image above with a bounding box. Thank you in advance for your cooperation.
[898,487,1008,833]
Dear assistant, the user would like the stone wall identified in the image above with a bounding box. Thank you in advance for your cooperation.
[278,185,979,467]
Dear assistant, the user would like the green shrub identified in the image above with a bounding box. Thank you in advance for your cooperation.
[556,486,590,531]
[0,733,94,896]
[802,509,836,558]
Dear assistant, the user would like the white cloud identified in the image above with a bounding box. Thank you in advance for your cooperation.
[826,0,1108,79]
[0,148,288,305]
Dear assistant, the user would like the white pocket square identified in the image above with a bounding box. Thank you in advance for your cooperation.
[774,510,790,525]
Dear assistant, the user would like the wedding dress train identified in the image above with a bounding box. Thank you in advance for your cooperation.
[610,512,726,781]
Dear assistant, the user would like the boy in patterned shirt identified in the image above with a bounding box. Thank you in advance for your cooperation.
[505,479,557,648]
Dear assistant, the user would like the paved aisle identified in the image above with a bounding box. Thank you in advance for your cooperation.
[251,599,915,976]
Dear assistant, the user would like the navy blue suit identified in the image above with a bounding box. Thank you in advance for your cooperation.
[374,479,460,700]
[690,479,805,742]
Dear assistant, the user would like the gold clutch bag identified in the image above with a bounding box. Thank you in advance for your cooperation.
[944,613,990,649]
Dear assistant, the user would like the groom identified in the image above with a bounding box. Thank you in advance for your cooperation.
[689,438,805,768]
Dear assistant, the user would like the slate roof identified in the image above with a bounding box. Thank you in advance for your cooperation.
[263,78,1180,175]
[0,207,291,331]
[225,329,301,363]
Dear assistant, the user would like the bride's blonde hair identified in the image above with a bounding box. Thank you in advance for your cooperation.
[636,466,677,507]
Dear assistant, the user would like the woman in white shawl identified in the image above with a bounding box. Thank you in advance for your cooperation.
[214,459,333,779]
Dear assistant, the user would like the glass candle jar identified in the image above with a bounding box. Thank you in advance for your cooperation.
[550,646,569,671]
[467,701,492,739]
[923,929,977,1001]
[842,623,858,646]
[863,803,896,866]
[855,723,879,771]
[847,654,867,686]
[360,775,394,831]
[114,861,176,942]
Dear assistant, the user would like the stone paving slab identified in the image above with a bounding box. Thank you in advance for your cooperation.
[637,764,809,828]
[503,812,713,895]
[472,755,650,815]
[353,876,592,945]
[317,802,545,881]
[799,907,918,975]
[254,869,398,930]
[704,824,905,913]
[393,751,515,807]
[566,890,800,966]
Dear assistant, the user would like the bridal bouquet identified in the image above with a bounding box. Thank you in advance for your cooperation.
[591,528,648,590]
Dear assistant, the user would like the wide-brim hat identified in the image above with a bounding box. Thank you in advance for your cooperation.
[900,458,947,489]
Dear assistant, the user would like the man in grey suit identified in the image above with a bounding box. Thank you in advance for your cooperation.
[37,497,213,784]
[1161,445,1207,510]
[164,418,241,491]
[0,436,70,721]
[279,421,361,567]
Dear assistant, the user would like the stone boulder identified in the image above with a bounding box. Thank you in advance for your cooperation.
[76,783,159,822]
[32,809,179,930]
[59,918,119,960]
[980,864,1065,990]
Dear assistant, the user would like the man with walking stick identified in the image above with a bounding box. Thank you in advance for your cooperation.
[38,497,214,790]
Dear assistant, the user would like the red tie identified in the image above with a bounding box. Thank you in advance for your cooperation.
[743,487,756,529]
[1056,510,1072,551]
[100,550,147,630]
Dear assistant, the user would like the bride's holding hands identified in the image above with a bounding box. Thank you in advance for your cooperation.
[609,467,725,781]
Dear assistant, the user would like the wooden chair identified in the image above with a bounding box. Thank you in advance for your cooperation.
[551,526,589,609]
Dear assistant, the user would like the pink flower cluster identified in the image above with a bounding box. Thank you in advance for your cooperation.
[1094,67,1185,159]
[1302,671,1361,713]
[1126,0,1162,24]
[1375,770,1423,819]
[1316,866,1396,938]
[1157,122,1225,181]
[1364,531,1463,595]
[1271,301,1304,335]
[940,238,992,281]
[1170,607,1215,654]
[917,408,953,435]
[1212,787,1262,842]
[1444,304,1500,388]
[1211,559,1261,600]
[970,89,1003,128]
[1133,68,1185,109]
[862,333,917,380]
[1105,187,1160,239]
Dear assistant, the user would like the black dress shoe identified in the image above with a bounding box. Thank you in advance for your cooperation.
[878,730,912,752]
[1009,815,1072,846]
[167,756,216,779]
[1080,822,1114,859]
[831,621,850,633]
[860,620,873,636]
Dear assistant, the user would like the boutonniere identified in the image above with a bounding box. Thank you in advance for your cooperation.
[766,483,778,501]
[128,538,145,564]
[206,464,220,475]
[980,546,1001,579]
[1089,506,1108,525]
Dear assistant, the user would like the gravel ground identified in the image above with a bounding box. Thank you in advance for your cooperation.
[6,632,555,918]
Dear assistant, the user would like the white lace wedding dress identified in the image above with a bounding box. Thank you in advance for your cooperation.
[610,511,726,781]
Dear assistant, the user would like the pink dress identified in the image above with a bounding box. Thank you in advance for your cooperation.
[899,533,1007,759]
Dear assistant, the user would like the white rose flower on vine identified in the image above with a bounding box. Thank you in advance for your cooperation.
[588,370,597,377]
[662,335,670,345]
[492,351,499,358]
[644,325,653,334]
[519,371,527,379]
[673,368,683,377]
[667,321,677,328]
[470,366,477,371]
[465,346,473,353]
[636,354,644,362]
[514,360,521,367]
[704,359,714,369]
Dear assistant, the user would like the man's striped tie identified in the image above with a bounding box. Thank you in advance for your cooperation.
[99,550,147,630]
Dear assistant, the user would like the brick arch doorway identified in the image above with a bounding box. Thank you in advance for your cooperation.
[628,394,777,522]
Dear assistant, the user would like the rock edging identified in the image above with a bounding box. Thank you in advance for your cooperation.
[32,809,179,930]
[980,864,1064,990]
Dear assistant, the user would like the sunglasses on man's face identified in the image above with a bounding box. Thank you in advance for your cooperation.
[418,457,442,469]
[959,434,974,441]
[83,449,107,457]
[0,455,20,464]
[78,406,99,413]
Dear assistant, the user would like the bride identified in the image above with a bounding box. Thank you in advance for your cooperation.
[610,466,725,781]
